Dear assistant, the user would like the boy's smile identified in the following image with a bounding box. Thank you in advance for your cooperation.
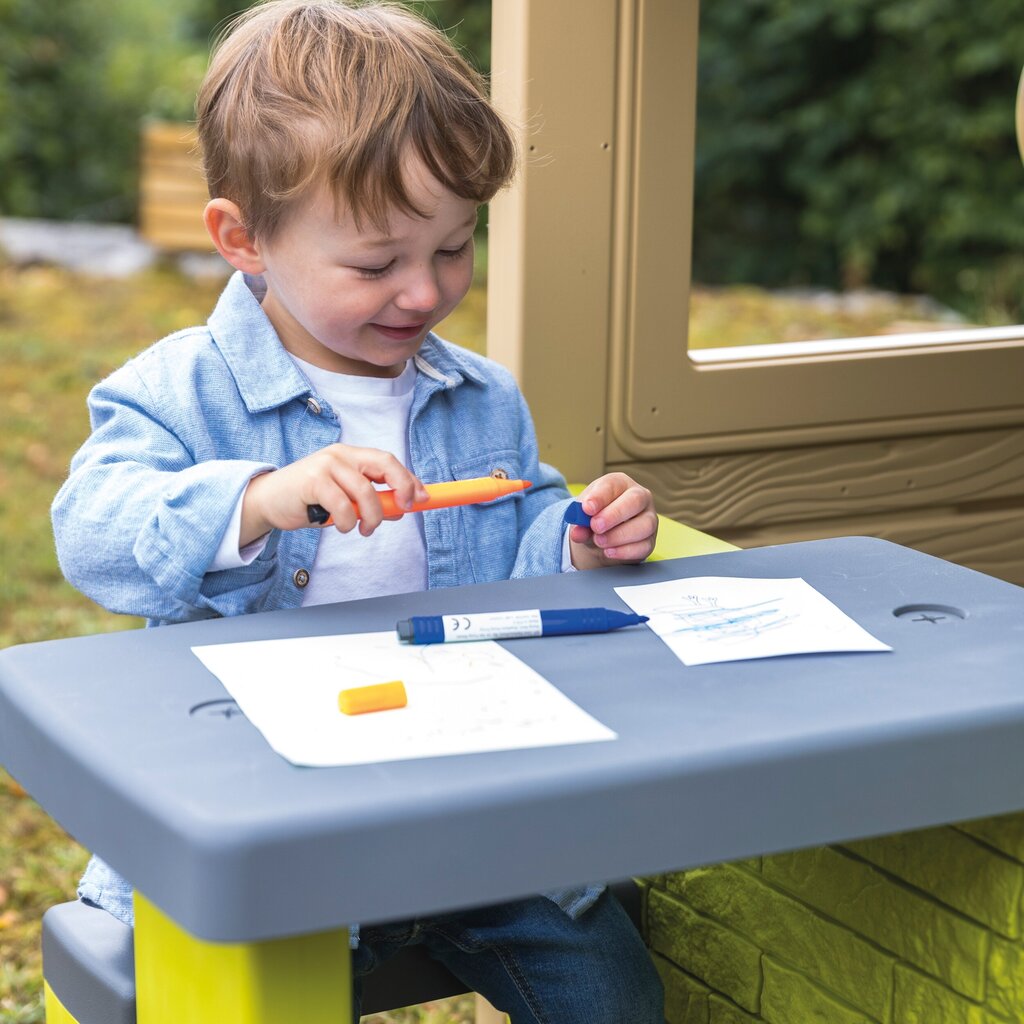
[371,321,429,342]
[252,156,478,377]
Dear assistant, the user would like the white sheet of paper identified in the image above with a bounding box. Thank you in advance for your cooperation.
[614,576,891,666]
[191,631,615,766]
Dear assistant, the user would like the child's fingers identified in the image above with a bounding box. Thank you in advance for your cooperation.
[338,447,427,512]
[597,537,657,562]
[586,484,653,535]
[592,514,658,564]
[316,447,426,533]
[578,473,630,517]
[311,478,359,533]
[366,452,429,511]
[307,460,382,534]
[568,523,593,545]
[570,473,657,567]
[590,510,659,553]
[331,465,392,535]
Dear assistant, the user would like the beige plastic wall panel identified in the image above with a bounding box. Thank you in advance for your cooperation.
[609,0,1024,461]
[712,507,1024,588]
[892,507,1024,585]
[488,0,619,482]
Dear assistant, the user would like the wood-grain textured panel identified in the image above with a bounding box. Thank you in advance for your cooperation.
[617,428,1024,529]
[616,426,1024,584]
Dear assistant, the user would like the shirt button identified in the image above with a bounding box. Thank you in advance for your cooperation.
[306,397,322,415]
[293,568,310,588]
[490,467,509,480]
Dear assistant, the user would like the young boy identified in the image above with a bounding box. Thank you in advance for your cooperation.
[52,2,663,1020]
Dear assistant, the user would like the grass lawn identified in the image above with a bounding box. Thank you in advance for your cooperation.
[0,259,955,1022]
[0,263,488,1024]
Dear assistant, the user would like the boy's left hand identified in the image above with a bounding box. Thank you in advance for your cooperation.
[568,473,658,570]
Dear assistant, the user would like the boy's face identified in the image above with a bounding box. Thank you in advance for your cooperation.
[256,157,478,377]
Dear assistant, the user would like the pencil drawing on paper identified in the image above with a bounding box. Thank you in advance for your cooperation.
[653,596,795,644]
[613,575,892,667]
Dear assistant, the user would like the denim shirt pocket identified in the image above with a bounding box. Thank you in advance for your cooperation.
[449,449,523,583]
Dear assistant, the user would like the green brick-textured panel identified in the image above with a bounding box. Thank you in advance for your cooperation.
[645,813,1024,1024]
[760,956,875,1024]
[648,887,762,1011]
[986,934,1024,1019]
[653,954,711,1024]
[764,846,988,998]
[662,864,895,1020]
[708,994,760,1024]
[893,963,989,1024]
[958,817,1024,863]
[844,828,1024,938]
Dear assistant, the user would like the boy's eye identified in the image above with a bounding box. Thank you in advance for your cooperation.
[351,240,470,278]
[437,240,472,260]
[353,260,395,279]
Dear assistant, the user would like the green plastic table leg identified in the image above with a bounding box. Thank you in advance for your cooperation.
[134,893,352,1024]
[43,981,79,1024]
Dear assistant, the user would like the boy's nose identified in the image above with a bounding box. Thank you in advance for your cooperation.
[395,266,441,314]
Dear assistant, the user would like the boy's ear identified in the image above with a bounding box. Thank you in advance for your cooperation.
[204,199,266,274]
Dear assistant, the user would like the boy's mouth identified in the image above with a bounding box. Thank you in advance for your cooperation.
[371,321,427,341]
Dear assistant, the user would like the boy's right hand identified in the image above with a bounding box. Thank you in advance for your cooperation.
[240,445,429,546]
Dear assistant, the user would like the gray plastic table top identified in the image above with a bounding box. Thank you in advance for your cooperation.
[2,537,1024,942]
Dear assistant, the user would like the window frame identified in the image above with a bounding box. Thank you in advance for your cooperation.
[606,0,1024,461]
[488,0,1024,480]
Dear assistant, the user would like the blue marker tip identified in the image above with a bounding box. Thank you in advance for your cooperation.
[563,501,592,528]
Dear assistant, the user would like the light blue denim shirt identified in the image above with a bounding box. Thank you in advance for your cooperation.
[52,272,602,935]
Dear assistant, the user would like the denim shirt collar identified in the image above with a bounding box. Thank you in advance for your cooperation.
[207,271,485,414]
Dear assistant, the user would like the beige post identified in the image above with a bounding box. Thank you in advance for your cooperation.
[488,0,621,482]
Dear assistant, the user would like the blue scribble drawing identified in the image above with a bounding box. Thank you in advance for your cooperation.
[653,596,796,644]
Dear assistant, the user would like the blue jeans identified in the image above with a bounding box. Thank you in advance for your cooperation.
[353,890,664,1023]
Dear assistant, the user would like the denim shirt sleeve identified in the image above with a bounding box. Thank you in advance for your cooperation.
[508,389,574,579]
[52,362,278,621]
[511,489,573,579]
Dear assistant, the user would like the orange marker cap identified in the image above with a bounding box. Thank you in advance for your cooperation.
[338,680,408,715]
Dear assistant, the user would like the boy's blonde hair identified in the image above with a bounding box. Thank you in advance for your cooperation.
[196,0,516,240]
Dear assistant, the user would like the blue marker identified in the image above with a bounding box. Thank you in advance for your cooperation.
[563,501,592,528]
[396,607,649,644]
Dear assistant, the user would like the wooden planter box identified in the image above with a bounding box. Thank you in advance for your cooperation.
[139,120,211,251]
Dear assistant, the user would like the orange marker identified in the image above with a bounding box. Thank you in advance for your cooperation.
[308,477,532,526]
[338,680,408,715]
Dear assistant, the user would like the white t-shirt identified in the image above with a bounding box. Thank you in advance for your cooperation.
[213,357,428,605]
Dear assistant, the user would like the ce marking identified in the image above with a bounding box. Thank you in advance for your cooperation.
[447,616,472,632]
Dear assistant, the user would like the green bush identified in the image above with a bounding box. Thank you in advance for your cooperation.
[693,0,1024,320]
[0,0,205,222]
[0,0,490,226]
